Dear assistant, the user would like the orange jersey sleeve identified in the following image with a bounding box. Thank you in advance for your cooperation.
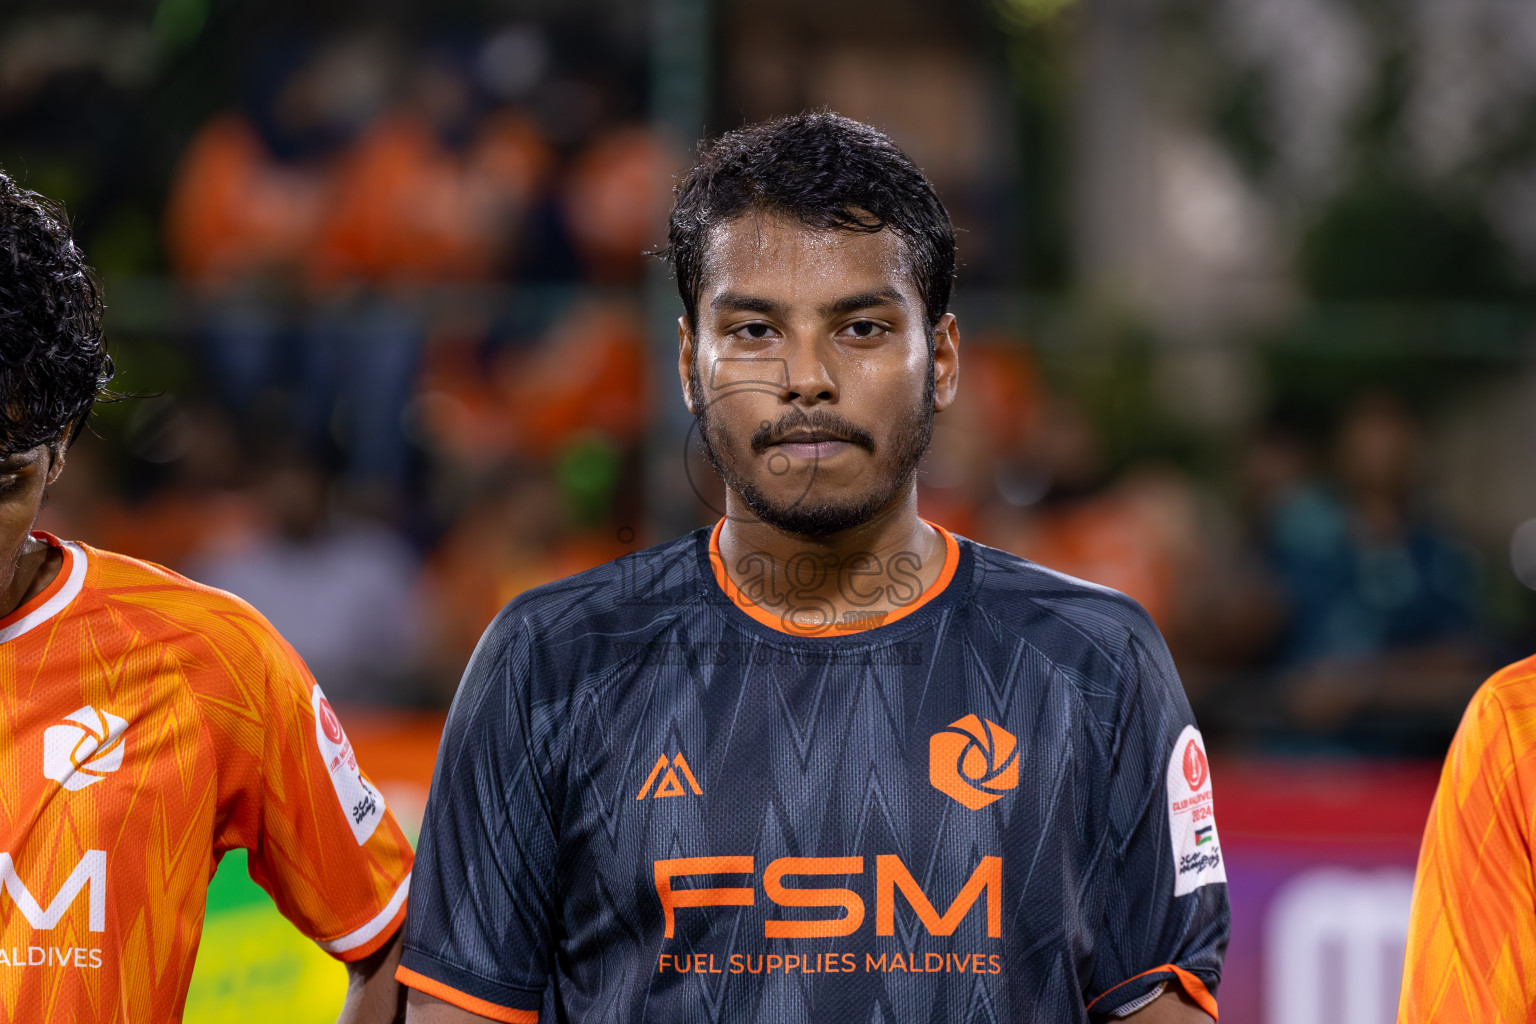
[1399,656,1536,1023]
[205,586,416,960]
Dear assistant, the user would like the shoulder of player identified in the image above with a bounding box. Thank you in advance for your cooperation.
[961,536,1163,670]
[75,543,295,660]
[1457,655,1536,755]
[1474,654,1536,705]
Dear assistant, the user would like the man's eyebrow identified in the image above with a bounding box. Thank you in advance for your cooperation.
[710,292,787,317]
[819,289,907,317]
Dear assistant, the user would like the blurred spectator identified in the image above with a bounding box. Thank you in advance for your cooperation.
[410,301,649,465]
[1257,394,1485,752]
[998,399,1186,624]
[991,397,1275,687]
[186,449,427,704]
[165,113,326,293]
[36,402,263,573]
[308,54,549,287]
[560,125,678,282]
[419,463,628,696]
[168,37,560,492]
[917,339,1042,539]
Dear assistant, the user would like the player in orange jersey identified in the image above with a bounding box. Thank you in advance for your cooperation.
[1399,654,1536,1022]
[0,171,414,1021]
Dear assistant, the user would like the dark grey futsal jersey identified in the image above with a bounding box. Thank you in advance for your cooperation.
[398,524,1230,1023]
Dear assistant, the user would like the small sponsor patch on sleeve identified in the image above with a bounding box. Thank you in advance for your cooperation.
[1166,725,1225,896]
[312,685,387,845]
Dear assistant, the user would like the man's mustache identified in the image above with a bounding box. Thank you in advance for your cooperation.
[749,412,877,455]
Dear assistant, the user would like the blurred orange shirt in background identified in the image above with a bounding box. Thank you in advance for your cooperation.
[165,114,326,288]
[1399,654,1536,1023]
[0,535,415,1022]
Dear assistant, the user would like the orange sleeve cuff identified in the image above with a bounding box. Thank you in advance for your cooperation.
[395,965,540,1023]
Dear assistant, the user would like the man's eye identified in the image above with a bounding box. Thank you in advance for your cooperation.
[735,323,773,339]
[847,321,883,338]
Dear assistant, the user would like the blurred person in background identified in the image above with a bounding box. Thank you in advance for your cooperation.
[187,445,428,705]
[166,34,369,418]
[0,170,413,1022]
[993,397,1276,697]
[36,400,263,573]
[170,31,555,497]
[1258,393,1485,753]
[305,42,550,493]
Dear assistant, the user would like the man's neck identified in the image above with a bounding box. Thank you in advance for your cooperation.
[716,489,948,631]
[0,534,62,622]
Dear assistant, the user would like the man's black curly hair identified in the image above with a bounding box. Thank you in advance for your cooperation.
[663,111,956,332]
[0,169,112,456]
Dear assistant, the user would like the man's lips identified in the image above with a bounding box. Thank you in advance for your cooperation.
[773,439,854,459]
[768,433,861,459]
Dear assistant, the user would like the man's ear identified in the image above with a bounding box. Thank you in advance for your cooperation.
[931,313,960,414]
[678,315,698,415]
[44,440,67,486]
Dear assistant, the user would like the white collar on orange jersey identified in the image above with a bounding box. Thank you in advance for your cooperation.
[0,533,88,645]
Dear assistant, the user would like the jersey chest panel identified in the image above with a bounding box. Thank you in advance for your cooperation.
[547,633,1110,1024]
[0,624,223,1016]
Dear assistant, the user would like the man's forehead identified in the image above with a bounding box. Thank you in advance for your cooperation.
[700,213,916,301]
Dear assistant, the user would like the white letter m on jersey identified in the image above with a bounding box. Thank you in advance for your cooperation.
[0,851,106,932]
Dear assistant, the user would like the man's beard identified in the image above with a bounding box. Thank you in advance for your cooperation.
[691,360,936,538]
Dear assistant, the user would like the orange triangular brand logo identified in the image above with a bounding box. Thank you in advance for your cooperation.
[636,753,703,800]
[653,769,687,798]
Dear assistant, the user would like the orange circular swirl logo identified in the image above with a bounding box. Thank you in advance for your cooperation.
[929,715,1020,809]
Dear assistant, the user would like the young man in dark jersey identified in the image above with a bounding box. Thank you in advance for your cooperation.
[0,172,414,1021]
[399,112,1229,1023]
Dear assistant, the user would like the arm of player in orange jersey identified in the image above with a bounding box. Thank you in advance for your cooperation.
[339,929,407,1024]
[1399,668,1536,1023]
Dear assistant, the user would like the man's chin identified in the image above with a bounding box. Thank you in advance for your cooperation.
[735,484,895,539]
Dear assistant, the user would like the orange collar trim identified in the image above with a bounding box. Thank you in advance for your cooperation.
[708,519,959,637]
[0,532,86,644]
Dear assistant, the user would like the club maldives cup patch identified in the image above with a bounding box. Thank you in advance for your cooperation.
[311,685,386,845]
[1166,725,1225,896]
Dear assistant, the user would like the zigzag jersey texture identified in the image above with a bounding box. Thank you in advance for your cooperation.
[398,523,1229,1023]
[1399,653,1536,1022]
[0,533,415,1023]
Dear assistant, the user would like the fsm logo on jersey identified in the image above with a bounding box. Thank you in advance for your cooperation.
[0,851,107,969]
[43,707,128,791]
[929,715,1019,809]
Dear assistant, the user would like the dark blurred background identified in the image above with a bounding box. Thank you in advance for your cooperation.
[5,1,1535,1018]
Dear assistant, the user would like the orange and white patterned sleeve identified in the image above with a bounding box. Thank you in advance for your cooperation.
[1399,660,1536,1023]
[241,623,416,963]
